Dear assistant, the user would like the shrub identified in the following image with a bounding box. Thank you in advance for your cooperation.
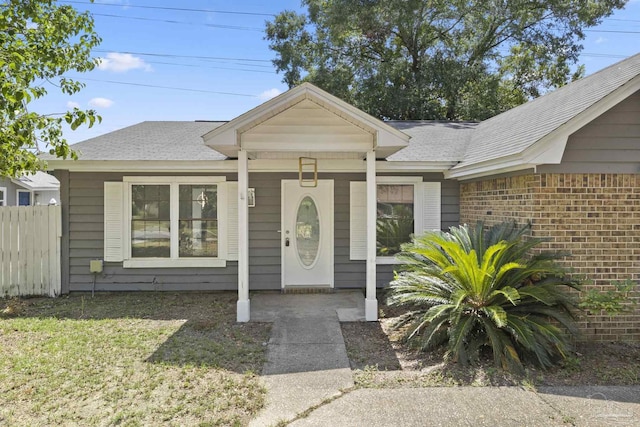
[387,221,579,372]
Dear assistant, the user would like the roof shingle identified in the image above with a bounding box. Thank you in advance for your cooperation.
[386,121,477,161]
[459,53,640,167]
[43,121,227,161]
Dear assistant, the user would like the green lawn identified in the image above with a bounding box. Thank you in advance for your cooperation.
[0,293,271,427]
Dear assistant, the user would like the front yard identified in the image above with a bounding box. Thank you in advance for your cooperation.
[0,293,271,427]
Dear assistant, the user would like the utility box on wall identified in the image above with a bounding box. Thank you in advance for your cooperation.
[89,259,104,273]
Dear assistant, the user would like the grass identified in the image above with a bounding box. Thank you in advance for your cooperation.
[0,292,271,426]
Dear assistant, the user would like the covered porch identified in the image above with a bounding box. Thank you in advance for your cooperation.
[202,83,411,322]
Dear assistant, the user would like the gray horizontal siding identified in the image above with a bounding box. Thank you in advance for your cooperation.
[59,170,459,292]
[0,178,20,206]
[538,90,640,174]
[247,173,288,290]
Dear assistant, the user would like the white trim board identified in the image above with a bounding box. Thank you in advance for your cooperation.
[45,159,454,173]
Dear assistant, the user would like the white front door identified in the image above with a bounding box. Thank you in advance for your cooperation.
[281,180,334,288]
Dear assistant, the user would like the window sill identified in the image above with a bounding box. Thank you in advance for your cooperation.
[124,258,227,268]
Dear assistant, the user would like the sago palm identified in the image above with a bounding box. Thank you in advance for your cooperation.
[387,221,579,372]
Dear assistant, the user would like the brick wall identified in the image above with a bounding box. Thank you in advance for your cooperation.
[460,173,640,342]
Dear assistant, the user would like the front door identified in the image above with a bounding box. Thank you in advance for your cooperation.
[281,180,334,288]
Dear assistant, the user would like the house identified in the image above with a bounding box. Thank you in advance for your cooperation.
[0,171,60,207]
[44,53,640,340]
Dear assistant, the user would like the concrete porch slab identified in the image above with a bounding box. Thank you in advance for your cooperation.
[250,290,366,322]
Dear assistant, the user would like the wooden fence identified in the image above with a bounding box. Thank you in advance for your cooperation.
[0,206,61,297]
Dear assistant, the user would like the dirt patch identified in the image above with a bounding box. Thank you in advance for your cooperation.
[341,304,640,388]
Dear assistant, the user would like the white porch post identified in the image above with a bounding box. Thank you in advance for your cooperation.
[237,149,250,322]
[365,150,378,321]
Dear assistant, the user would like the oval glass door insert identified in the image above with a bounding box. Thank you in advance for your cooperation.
[295,196,320,267]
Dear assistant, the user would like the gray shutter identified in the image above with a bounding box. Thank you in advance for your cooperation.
[350,181,367,260]
[421,182,441,232]
[226,182,239,261]
[104,182,124,262]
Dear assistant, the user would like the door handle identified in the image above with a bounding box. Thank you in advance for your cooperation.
[285,237,290,247]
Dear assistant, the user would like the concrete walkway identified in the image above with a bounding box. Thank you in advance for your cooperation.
[289,386,640,427]
[249,292,364,427]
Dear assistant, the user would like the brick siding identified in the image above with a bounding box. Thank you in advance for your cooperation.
[460,173,640,342]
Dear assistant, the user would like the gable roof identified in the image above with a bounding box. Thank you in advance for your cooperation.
[41,54,640,177]
[450,53,640,177]
[202,82,410,159]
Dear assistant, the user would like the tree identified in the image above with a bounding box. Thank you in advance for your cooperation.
[387,222,579,372]
[1,0,101,177]
[266,0,627,121]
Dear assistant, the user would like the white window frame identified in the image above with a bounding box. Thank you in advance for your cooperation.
[17,189,33,206]
[0,187,6,206]
[122,176,227,268]
[375,176,423,264]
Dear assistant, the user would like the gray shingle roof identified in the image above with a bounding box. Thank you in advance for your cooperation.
[14,171,59,190]
[386,121,477,161]
[46,121,227,161]
[41,54,640,169]
[458,53,640,168]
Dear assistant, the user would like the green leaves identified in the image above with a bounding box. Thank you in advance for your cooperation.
[388,221,580,372]
[0,0,101,177]
[266,0,625,121]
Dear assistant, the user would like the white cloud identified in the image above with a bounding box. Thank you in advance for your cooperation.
[97,52,152,73]
[595,37,607,44]
[258,88,282,101]
[67,101,80,109]
[88,97,114,108]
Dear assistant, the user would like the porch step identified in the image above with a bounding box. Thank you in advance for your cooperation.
[281,286,333,294]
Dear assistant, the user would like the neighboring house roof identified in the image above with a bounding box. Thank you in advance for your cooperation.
[386,121,477,162]
[456,53,640,171]
[42,121,226,161]
[12,171,59,191]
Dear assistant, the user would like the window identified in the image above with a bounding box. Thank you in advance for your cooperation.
[121,176,227,268]
[131,184,171,258]
[17,190,32,206]
[376,184,414,256]
[179,185,218,257]
[349,178,441,263]
[0,187,5,206]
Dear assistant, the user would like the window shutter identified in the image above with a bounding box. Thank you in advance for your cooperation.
[104,182,124,262]
[226,182,239,261]
[350,182,367,260]
[421,182,441,233]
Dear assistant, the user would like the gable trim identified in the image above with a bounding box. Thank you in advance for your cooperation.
[202,83,409,158]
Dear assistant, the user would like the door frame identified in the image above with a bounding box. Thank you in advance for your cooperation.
[280,179,334,289]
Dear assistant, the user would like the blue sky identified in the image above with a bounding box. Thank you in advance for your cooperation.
[34,0,640,144]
